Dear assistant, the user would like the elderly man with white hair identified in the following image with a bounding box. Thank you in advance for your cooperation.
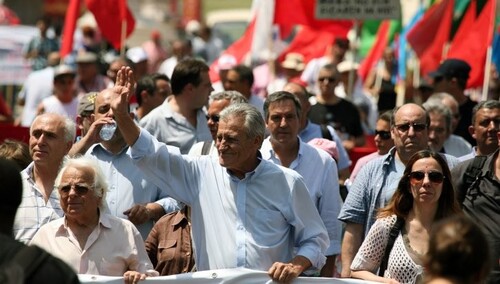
[31,156,158,284]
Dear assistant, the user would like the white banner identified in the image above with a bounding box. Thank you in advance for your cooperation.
[315,0,401,20]
[79,268,379,284]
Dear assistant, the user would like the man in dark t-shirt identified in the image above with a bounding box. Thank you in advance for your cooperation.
[309,63,364,151]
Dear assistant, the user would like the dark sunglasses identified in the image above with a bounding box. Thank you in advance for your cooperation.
[206,115,220,123]
[409,171,445,184]
[395,122,427,133]
[318,77,337,83]
[375,130,391,140]
[58,184,91,195]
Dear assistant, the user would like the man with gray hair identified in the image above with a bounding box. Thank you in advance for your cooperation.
[423,101,453,153]
[426,93,472,157]
[110,66,328,283]
[189,90,247,157]
[14,113,75,243]
[460,100,500,161]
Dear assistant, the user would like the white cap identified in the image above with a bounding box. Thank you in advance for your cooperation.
[337,61,360,73]
[281,53,305,71]
[126,47,148,64]
[217,54,237,71]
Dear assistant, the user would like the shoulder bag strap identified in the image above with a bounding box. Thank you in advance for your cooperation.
[378,216,404,277]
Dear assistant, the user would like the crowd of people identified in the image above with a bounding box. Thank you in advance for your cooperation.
[0,18,499,284]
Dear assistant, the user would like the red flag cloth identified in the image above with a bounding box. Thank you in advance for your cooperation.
[209,18,256,82]
[358,20,391,81]
[451,0,476,45]
[85,0,135,50]
[447,0,496,88]
[407,0,454,76]
[60,0,81,58]
[273,0,353,37]
[277,26,335,65]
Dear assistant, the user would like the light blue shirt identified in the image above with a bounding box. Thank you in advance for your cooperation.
[458,146,477,162]
[339,148,460,237]
[299,120,351,170]
[443,134,472,157]
[260,138,342,256]
[129,129,329,271]
[86,144,180,239]
[139,97,212,154]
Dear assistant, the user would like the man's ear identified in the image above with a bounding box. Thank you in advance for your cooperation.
[76,115,84,130]
[468,125,476,139]
[90,113,96,124]
[140,90,149,103]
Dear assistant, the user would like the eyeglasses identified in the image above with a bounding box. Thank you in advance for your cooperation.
[58,184,92,195]
[318,77,337,83]
[394,122,427,133]
[206,114,220,123]
[409,171,445,185]
[374,130,391,140]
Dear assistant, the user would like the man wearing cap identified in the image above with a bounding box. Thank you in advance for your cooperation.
[212,54,237,93]
[140,58,212,154]
[430,58,476,145]
[301,37,350,92]
[68,92,100,156]
[85,88,180,239]
[75,51,111,97]
[126,46,149,81]
[267,53,305,94]
[36,65,79,121]
[261,91,342,277]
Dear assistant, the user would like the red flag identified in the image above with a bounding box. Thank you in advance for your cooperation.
[85,0,135,50]
[277,26,335,65]
[358,20,391,81]
[60,0,81,58]
[273,0,353,37]
[451,0,476,45]
[407,0,454,76]
[447,0,496,88]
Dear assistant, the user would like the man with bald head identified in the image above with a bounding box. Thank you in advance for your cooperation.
[338,103,459,277]
[83,88,180,239]
[14,113,75,243]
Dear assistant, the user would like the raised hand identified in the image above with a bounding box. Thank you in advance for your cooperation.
[110,66,135,119]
